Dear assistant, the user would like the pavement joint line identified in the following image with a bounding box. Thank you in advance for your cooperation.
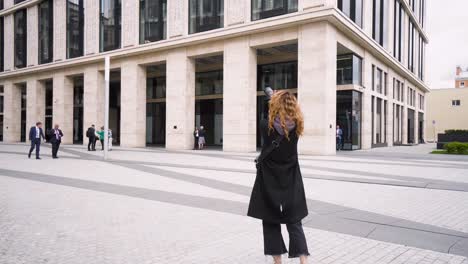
[2,148,468,193]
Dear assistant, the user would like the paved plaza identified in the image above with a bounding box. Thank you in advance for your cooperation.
[0,143,467,264]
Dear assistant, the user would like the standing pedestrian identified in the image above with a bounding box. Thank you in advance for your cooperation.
[248,91,309,264]
[193,127,199,150]
[28,122,46,159]
[86,124,96,151]
[49,124,63,159]
[97,126,105,150]
[108,129,113,151]
[336,125,343,151]
[198,126,206,150]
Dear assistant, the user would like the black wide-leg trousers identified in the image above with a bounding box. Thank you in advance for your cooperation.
[262,221,309,258]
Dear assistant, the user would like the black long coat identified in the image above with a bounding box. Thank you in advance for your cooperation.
[247,119,308,224]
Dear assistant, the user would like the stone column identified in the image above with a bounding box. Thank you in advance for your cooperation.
[4,0,13,9]
[53,74,74,144]
[361,52,373,150]
[120,61,146,147]
[3,82,22,142]
[53,0,66,62]
[298,22,337,155]
[363,0,373,37]
[122,0,139,47]
[3,15,14,71]
[166,48,195,150]
[223,36,257,152]
[83,66,105,143]
[26,79,45,140]
[84,0,100,55]
[226,0,247,26]
[27,6,38,67]
[168,0,188,38]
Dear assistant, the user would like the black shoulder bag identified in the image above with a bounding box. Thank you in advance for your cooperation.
[254,134,284,169]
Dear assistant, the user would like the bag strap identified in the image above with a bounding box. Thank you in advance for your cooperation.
[255,134,284,165]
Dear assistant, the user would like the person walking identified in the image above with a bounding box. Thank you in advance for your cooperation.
[248,91,309,264]
[28,122,46,159]
[198,126,206,150]
[86,125,96,151]
[336,125,343,151]
[49,124,63,159]
[97,126,105,150]
[193,127,199,150]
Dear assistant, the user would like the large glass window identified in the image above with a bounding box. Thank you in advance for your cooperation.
[100,0,121,52]
[67,0,84,59]
[0,17,4,72]
[337,0,363,28]
[372,0,386,46]
[38,0,54,64]
[140,0,167,43]
[337,54,362,86]
[14,0,26,3]
[196,70,223,96]
[337,90,362,150]
[252,0,297,21]
[393,0,403,62]
[418,35,425,80]
[14,9,27,69]
[189,0,223,34]
[257,61,297,91]
[408,21,415,72]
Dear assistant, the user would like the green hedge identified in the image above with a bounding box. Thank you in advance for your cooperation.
[445,130,468,136]
[444,142,468,154]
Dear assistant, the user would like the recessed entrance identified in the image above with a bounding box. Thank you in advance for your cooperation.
[194,55,223,147]
[146,64,166,146]
[256,43,298,147]
[72,76,84,144]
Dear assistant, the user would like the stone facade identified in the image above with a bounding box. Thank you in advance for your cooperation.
[0,0,429,155]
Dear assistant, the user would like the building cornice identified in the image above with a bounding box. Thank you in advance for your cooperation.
[0,0,39,16]
[0,6,429,93]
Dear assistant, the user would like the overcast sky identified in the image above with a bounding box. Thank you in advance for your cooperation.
[426,0,468,89]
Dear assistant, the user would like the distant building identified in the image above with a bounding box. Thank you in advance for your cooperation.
[425,88,468,142]
[456,66,468,88]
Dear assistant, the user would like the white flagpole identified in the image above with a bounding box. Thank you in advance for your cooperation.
[104,56,110,160]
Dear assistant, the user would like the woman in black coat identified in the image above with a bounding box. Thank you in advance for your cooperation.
[248,91,309,264]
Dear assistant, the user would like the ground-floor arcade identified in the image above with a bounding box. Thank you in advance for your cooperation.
[0,22,427,155]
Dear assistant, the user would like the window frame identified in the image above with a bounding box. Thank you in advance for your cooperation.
[14,9,27,69]
[66,0,85,59]
[38,0,54,64]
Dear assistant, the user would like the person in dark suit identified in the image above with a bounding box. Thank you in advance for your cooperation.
[248,91,309,264]
[28,122,45,159]
[49,124,63,159]
[86,124,96,151]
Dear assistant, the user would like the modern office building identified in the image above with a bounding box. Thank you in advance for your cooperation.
[0,0,428,154]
